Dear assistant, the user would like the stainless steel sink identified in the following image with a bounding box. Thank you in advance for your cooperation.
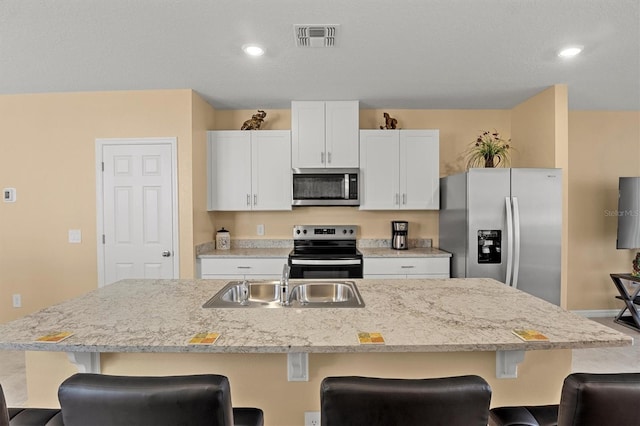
[288,282,364,307]
[203,280,364,308]
[203,281,282,308]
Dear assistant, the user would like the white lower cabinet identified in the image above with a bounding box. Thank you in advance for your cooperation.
[198,258,287,280]
[363,257,450,279]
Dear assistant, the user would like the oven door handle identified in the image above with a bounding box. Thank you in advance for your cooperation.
[289,259,362,266]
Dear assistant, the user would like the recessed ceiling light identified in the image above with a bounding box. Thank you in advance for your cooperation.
[558,46,583,58]
[242,44,265,57]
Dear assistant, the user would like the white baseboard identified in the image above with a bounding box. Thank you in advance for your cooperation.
[571,309,619,318]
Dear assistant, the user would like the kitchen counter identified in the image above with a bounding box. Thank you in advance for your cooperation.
[358,247,451,257]
[1,278,631,425]
[197,246,450,258]
[198,247,291,258]
[0,278,628,354]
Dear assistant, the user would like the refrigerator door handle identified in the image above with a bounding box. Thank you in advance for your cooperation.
[505,197,514,287]
[512,196,521,289]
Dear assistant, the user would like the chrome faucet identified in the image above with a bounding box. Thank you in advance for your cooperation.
[239,280,250,306]
[281,263,291,305]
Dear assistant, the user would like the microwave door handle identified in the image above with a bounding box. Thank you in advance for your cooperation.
[344,174,349,199]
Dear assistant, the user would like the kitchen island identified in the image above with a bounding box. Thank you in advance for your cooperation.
[0,278,631,426]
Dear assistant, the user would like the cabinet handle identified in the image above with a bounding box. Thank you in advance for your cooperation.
[237,266,251,269]
[254,194,257,205]
[327,152,332,164]
[402,193,407,205]
[246,194,251,206]
[395,193,399,205]
[401,265,415,269]
[321,152,325,164]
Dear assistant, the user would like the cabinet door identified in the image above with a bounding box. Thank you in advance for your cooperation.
[291,101,326,168]
[208,131,252,211]
[364,257,450,278]
[325,101,359,168]
[252,131,292,211]
[400,130,440,210]
[198,257,287,278]
[359,130,400,210]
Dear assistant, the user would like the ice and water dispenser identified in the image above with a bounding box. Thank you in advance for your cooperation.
[477,230,501,263]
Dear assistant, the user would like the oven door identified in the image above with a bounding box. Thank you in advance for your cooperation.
[288,257,363,279]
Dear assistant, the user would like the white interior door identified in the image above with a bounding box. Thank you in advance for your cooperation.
[97,138,178,286]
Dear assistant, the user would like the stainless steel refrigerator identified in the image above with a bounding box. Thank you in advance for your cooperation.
[439,168,562,305]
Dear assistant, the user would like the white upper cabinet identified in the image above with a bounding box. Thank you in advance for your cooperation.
[291,100,359,168]
[359,129,440,210]
[207,130,292,211]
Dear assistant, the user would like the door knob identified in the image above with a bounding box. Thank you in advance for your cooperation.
[162,250,172,257]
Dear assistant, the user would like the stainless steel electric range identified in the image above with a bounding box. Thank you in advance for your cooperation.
[287,225,363,279]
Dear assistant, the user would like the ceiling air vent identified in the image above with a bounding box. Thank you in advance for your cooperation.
[294,25,339,47]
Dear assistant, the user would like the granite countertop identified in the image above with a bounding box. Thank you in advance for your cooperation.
[0,278,630,354]
[196,239,450,258]
[358,247,451,257]
[198,248,292,258]
[198,247,450,258]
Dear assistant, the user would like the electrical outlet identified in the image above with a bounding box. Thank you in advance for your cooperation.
[257,224,265,236]
[12,294,21,308]
[304,411,320,426]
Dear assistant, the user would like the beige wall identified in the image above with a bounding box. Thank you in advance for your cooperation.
[511,86,567,168]
[191,93,217,252]
[0,90,198,323]
[567,111,640,310]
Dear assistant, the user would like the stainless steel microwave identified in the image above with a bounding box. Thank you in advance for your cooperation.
[292,168,360,206]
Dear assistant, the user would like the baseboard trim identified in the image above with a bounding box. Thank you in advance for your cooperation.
[571,309,619,318]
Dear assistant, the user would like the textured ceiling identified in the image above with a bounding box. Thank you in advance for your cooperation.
[0,0,638,110]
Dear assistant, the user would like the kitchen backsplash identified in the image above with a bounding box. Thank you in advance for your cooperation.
[196,238,432,254]
[358,238,432,248]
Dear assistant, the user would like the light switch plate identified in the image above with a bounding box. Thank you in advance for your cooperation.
[68,229,82,243]
[257,224,265,236]
[3,188,16,202]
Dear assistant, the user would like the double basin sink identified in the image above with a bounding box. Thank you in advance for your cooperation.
[203,280,365,308]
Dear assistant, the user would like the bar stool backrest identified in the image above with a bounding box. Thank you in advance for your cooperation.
[320,375,492,426]
[58,373,235,426]
[558,372,640,426]
[0,384,10,426]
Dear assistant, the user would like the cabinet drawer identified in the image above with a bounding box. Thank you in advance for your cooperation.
[364,257,449,276]
[199,258,287,276]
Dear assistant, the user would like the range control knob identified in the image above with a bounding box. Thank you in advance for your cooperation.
[303,229,307,234]
[296,229,301,234]
[343,229,347,234]
[349,229,354,234]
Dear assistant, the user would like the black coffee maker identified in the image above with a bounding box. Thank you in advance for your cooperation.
[391,221,408,250]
